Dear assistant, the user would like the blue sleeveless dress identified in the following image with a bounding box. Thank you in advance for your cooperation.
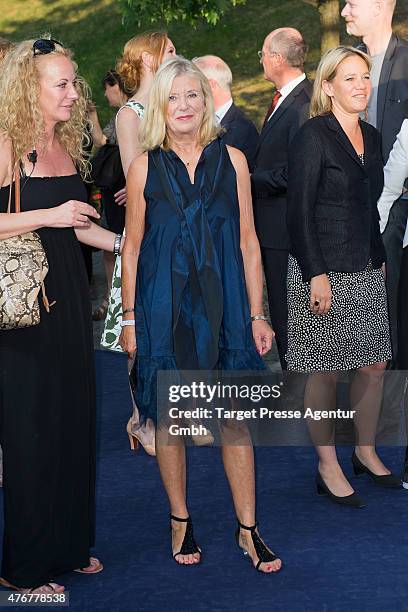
[133,138,265,421]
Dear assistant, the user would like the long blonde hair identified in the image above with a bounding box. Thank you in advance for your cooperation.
[310,46,371,118]
[0,39,91,177]
[116,31,169,96]
[140,57,221,151]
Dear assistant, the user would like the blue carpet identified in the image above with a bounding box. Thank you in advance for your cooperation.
[4,350,408,611]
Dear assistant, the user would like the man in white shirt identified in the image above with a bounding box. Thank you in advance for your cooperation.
[251,28,311,369]
[192,55,258,171]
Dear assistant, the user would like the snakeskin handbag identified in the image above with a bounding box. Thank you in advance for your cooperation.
[0,160,52,329]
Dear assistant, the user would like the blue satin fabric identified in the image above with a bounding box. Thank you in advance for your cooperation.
[134,138,265,421]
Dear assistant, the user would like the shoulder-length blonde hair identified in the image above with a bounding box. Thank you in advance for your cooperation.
[310,46,371,118]
[140,57,221,151]
[0,39,91,178]
[116,31,169,96]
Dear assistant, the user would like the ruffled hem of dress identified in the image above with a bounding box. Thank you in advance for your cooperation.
[133,347,266,422]
[216,347,266,371]
[132,356,177,423]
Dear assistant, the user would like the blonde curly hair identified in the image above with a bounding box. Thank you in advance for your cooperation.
[0,39,91,178]
[0,38,13,63]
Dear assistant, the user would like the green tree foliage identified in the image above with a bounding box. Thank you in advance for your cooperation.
[119,0,246,27]
[317,0,340,53]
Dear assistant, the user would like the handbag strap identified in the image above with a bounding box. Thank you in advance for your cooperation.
[5,152,55,313]
[15,162,20,213]
[7,155,21,215]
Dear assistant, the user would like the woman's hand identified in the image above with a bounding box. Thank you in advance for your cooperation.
[114,187,127,206]
[310,273,332,315]
[47,200,100,228]
[252,320,274,356]
[119,325,137,358]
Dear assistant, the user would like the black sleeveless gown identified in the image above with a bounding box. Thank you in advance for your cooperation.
[0,175,95,588]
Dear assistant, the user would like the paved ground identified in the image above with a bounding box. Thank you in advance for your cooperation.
[90,251,281,370]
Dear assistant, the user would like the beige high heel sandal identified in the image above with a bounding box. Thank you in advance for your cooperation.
[126,355,156,456]
[126,418,156,456]
[74,557,103,574]
[190,421,214,446]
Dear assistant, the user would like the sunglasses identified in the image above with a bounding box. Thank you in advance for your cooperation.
[33,38,63,56]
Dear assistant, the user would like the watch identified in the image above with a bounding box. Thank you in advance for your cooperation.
[251,314,268,322]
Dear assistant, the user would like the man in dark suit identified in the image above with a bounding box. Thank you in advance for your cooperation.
[342,0,408,360]
[251,28,311,369]
[193,55,259,171]
[342,0,408,484]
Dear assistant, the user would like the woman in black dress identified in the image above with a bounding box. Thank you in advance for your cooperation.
[0,39,122,592]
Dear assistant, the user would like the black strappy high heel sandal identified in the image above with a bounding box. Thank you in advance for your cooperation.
[170,514,201,564]
[235,520,281,572]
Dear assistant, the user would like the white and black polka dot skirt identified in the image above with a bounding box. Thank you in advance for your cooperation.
[286,255,392,372]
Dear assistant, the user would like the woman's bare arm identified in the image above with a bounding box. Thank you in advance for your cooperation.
[119,153,148,356]
[75,221,122,251]
[116,107,144,177]
[227,145,273,355]
[227,146,264,316]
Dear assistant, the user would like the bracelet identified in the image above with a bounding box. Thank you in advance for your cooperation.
[251,314,268,322]
[113,233,122,256]
[120,319,135,327]
[122,308,134,316]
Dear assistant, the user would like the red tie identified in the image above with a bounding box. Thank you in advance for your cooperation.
[264,90,282,123]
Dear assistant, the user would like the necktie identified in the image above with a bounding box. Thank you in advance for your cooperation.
[264,90,282,123]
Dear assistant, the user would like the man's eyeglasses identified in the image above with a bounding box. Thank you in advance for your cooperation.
[33,39,62,56]
[257,50,280,60]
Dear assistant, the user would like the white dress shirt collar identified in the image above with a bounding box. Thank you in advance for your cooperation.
[215,98,233,123]
[268,73,306,120]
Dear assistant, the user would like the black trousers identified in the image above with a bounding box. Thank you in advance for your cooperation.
[382,198,408,358]
[261,247,288,370]
[397,247,408,467]
[398,246,408,370]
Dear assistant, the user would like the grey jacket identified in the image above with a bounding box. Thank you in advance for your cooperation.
[361,34,408,162]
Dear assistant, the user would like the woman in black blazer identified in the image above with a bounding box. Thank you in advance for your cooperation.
[286,46,400,508]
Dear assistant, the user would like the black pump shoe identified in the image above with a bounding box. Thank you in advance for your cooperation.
[235,520,281,572]
[170,515,201,564]
[352,451,402,488]
[316,471,366,508]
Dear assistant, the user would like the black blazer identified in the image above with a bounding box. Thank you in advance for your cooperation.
[220,102,259,172]
[251,78,312,249]
[360,34,408,162]
[287,113,386,282]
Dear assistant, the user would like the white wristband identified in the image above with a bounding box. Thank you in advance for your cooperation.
[120,319,135,327]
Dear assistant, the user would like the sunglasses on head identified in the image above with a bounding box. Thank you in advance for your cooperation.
[33,38,63,56]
